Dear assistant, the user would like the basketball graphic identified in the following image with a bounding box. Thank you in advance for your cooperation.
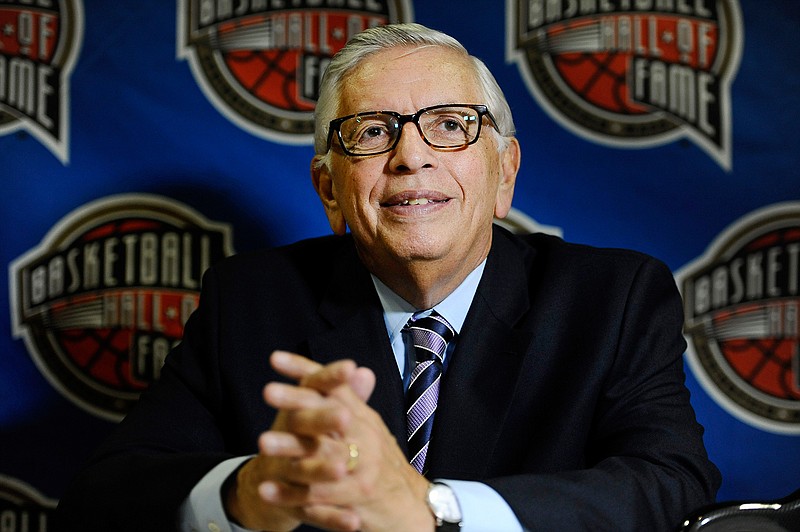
[677,202,800,434]
[215,13,351,112]
[10,194,234,420]
[714,318,799,402]
[508,0,743,170]
[58,315,145,392]
[178,1,413,143]
[552,51,643,116]
[542,18,649,116]
[225,48,314,112]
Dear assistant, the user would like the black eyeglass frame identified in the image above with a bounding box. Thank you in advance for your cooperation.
[325,103,498,157]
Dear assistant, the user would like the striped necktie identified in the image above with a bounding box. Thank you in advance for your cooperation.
[404,310,455,474]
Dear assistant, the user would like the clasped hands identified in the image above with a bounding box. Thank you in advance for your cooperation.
[225,351,435,532]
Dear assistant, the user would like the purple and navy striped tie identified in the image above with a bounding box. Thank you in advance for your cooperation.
[404,310,455,475]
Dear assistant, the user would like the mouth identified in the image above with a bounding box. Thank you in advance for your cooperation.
[385,198,449,207]
[380,192,451,208]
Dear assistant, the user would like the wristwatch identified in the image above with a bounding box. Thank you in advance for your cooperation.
[425,482,463,531]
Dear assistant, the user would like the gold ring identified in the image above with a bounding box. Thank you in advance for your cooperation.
[346,442,359,472]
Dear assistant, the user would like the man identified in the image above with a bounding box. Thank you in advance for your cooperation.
[56,23,720,531]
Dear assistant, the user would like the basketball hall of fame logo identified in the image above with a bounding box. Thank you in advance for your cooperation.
[507,0,743,171]
[0,0,83,164]
[0,475,57,532]
[177,0,413,144]
[676,202,800,434]
[9,194,234,421]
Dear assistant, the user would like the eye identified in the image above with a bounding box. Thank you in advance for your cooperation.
[362,125,389,140]
[422,109,476,145]
[431,114,468,133]
[440,118,464,132]
[354,123,392,149]
[340,116,393,149]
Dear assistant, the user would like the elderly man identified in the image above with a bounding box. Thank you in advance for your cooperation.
[57,23,720,531]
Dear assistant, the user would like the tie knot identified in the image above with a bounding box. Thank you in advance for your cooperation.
[406,311,455,363]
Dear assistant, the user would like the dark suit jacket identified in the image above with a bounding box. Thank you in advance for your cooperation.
[56,226,720,531]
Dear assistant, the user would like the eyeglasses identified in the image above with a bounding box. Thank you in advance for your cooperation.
[326,104,497,156]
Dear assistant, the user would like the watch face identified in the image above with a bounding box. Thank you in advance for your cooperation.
[428,483,462,523]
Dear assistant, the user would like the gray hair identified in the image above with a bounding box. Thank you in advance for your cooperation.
[313,23,516,165]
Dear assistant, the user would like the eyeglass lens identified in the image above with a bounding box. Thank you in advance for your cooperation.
[339,106,481,155]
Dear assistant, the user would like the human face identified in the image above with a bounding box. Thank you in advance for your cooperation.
[312,46,519,284]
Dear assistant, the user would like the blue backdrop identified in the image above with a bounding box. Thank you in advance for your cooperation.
[1,0,798,523]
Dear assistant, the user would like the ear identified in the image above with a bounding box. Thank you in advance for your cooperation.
[494,137,521,219]
[311,157,348,235]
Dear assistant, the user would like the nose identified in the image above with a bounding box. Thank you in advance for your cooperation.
[388,121,436,173]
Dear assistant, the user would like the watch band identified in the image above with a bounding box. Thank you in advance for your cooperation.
[434,518,462,532]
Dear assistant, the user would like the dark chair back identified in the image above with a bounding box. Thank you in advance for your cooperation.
[679,489,800,531]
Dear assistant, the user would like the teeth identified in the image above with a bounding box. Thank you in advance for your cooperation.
[401,198,431,205]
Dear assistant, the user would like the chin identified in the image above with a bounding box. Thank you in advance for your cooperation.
[390,233,450,258]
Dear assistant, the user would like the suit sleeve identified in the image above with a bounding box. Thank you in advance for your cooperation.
[55,265,240,532]
[485,256,721,531]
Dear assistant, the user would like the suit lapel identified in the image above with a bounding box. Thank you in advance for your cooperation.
[305,239,408,450]
[427,227,536,478]
[302,228,540,470]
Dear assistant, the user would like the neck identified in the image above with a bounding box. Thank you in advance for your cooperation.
[361,249,488,310]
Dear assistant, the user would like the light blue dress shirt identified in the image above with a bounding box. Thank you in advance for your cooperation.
[179,260,523,532]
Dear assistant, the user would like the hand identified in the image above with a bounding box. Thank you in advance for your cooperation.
[319,372,434,532]
[225,351,369,531]
[225,351,434,531]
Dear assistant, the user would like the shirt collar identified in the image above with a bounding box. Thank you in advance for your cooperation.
[371,259,486,342]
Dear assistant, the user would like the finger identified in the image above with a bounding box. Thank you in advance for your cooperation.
[257,457,345,502]
[327,378,373,413]
[349,366,376,402]
[227,457,305,532]
[255,484,363,532]
[300,359,358,394]
[266,387,353,438]
[302,504,361,532]
[257,480,308,506]
[259,431,316,459]
[286,453,348,483]
[270,350,323,381]
[284,404,352,437]
[259,433,348,480]
[270,351,372,402]
[261,436,352,485]
[263,381,327,411]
